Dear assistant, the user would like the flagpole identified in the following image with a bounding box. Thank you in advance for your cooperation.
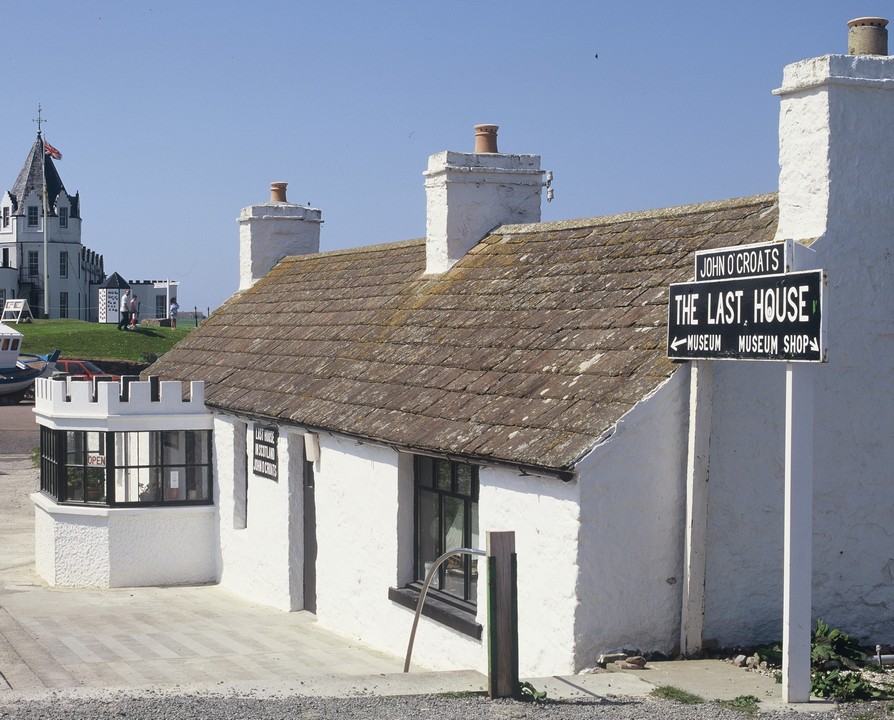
[42,136,49,320]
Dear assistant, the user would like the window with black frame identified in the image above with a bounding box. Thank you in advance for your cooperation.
[414,456,479,609]
[115,430,212,504]
[65,430,107,502]
[39,428,212,506]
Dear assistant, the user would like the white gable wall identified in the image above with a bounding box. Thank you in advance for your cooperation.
[573,368,689,667]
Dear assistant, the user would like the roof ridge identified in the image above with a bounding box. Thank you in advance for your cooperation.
[281,237,424,263]
[498,192,779,235]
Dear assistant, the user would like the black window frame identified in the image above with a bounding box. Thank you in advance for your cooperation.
[27,206,39,227]
[59,250,68,278]
[28,250,38,277]
[39,428,213,507]
[59,207,68,228]
[412,456,480,612]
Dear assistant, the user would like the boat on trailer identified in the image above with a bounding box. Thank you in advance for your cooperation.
[0,323,59,405]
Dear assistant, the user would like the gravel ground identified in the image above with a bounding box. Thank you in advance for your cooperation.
[0,691,891,719]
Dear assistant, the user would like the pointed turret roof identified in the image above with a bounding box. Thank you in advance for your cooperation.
[100,272,130,289]
[9,133,68,216]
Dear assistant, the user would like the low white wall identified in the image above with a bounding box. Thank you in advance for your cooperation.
[32,493,216,588]
[573,369,689,668]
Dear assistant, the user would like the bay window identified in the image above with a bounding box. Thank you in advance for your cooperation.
[40,427,212,506]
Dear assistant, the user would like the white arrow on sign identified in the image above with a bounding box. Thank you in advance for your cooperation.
[809,338,819,352]
[671,337,687,351]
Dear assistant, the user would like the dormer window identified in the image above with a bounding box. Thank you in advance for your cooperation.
[59,207,68,228]
[27,206,39,227]
[2,207,8,228]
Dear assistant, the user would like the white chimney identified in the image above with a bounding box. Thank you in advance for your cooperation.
[424,124,543,274]
[238,182,322,290]
[774,18,894,242]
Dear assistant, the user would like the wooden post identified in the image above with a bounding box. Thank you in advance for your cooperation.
[487,531,518,699]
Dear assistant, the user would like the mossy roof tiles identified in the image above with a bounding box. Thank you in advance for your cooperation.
[150,194,778,476]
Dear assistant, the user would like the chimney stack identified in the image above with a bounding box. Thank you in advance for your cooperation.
[848,17,888,55]
[424,124,543,274]
[774,18,894,241]
[239,183,322,291]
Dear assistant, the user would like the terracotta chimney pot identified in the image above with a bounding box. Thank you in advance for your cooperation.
[270,182,288,203]
[848,17,888,55]
[474,124,499,153]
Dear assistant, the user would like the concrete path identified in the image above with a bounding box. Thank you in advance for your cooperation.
[0,437,833,712]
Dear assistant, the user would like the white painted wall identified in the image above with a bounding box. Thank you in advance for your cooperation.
[573,369,689,667]
[478,465,581,677]
[215,418,304,611]
[32,493,216,588]
[701,53,894,648]
[212,422,584,676]
[701,361,787,645]
[309,436,480,669]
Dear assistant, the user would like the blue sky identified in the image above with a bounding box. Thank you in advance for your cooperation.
[0,1,881,311]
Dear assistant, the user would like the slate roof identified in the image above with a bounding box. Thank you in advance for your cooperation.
[100,272,130,289]
[150,193,778,477]
[9,135,75,217]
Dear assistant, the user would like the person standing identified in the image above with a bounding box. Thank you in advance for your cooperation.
[130,293,140,327]
[117,289,131,330]
[169,298,179,329]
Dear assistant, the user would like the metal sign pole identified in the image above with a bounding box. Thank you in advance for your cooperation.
[781,238,817,703]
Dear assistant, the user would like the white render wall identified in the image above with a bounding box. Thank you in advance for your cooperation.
[33,493,216,588]
[211,419,586,677]
[700,53,894,647]
[214,417,304,611]
[478,464,581,677]
[701,361,787,645]
[573,369,689,667]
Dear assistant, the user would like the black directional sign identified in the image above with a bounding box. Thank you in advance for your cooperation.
[667,269,824,362]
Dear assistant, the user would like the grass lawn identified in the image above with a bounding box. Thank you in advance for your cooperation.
[10,319,193,363]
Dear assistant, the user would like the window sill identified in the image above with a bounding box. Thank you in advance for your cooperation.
[388,586,482,640]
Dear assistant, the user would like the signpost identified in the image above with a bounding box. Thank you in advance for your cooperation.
[669,240,826,704]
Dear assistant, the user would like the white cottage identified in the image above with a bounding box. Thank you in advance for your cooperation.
[35,23,894,679]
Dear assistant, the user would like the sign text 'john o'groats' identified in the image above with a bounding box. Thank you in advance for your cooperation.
[667,269,825,362]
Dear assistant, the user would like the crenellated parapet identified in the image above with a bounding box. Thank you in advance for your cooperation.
[34,376,212,431]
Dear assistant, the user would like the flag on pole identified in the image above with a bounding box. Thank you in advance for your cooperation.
[44,140,62,160]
